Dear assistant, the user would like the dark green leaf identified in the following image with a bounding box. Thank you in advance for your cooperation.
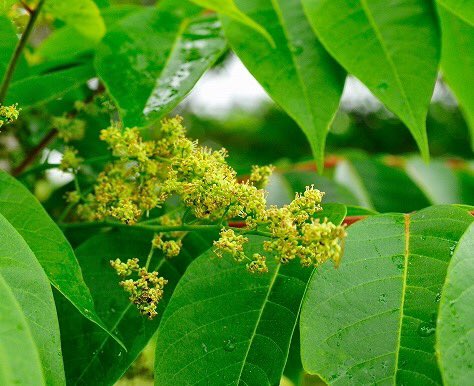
[222,0,345,170]
[95,5,225,127]
[437,222,474,385]
[0,171,122,349]
[5,62,94,109]
[302,0,440,159]
[57,230,214,385]
[301,205,473,385]
[0,213,64,385]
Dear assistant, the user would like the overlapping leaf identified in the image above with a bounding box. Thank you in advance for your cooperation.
[0,171,122,349]
[0,214,64,385]
[302,0,440,159]
[437,222,474,385]
[57,230,215,385]
[300,205,473,385]
[437,0,474,148]
[95,4,226,127]
[221,0,345,170]
[4,63,95,109]
[154,207,345,385]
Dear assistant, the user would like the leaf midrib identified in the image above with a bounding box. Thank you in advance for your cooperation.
[358,0,418,130]
[393,214,410,382]
[270,0,319,135]
[235,263,282,384]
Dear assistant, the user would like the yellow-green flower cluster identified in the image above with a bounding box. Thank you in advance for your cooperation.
[111,258,167,319]
[152,235,182,258]
[52,115,85,142]
[213,228,248,262]
[249,165,274,189]
[59,147,83,171]
[0,103,20,129]
[212,185,346,273]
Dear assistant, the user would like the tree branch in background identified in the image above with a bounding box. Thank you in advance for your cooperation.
[12,128,58,176]
[0,0,45,103]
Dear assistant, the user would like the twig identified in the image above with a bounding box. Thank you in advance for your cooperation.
[0,0,45,103]
[12,128,58,176]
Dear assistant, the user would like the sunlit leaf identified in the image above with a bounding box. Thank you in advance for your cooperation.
[437,222,474,385]
[437,0,474,149]
[95,5,225,127]
[302,0,440,159]
[222,0,345,170]
[0,171,123,349]
[0,213,64,385]
[301,205,473,384]
[189,0,273,45]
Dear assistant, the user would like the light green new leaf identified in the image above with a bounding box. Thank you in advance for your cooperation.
[0,214,64,385]
[437,0,474,26]
[189,0,273,45]
[44,0,105,41]
[0,276,44,385]
[437,222,474,385]
[0,171,123,349]
[155,235,314,385]
[95,5,226,127]
[57,230,214,385]
[0,0,15,14]
[437,0,474,149]
[302,0,440,160]
[5,63,95,109]
[300,205,473,385]
[221,0,345,171]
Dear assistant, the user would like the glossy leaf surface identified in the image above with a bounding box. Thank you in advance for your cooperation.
[300,205,473,385]
[0,214,64,385]
[95,6,225,127]
[437,0,474,148]
[0,171,121,348]
[437,222,474,385]
[302,0,440,159]
[221,0,345,170]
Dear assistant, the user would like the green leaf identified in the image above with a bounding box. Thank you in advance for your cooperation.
[0,275,45,385]
[57,230,215,385]
[300,205,473,385]
[436,0,474,149]
[0,15,28,82]
[334,158,431,212]
[189,0,273,45]
[0,0,15,14]
[0,213,64,385]
[5,62,95,109]
[405,157,471,205]
[221,0,345,170]
[302,0,440,160]
[44,0,106,41]
[283,171,360,206]
[437,0,474,26]
[143,15,228,121]
[0,171,123,350]
[155,235,314,385]
[437,222,474,385]
[95,6,226,127]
